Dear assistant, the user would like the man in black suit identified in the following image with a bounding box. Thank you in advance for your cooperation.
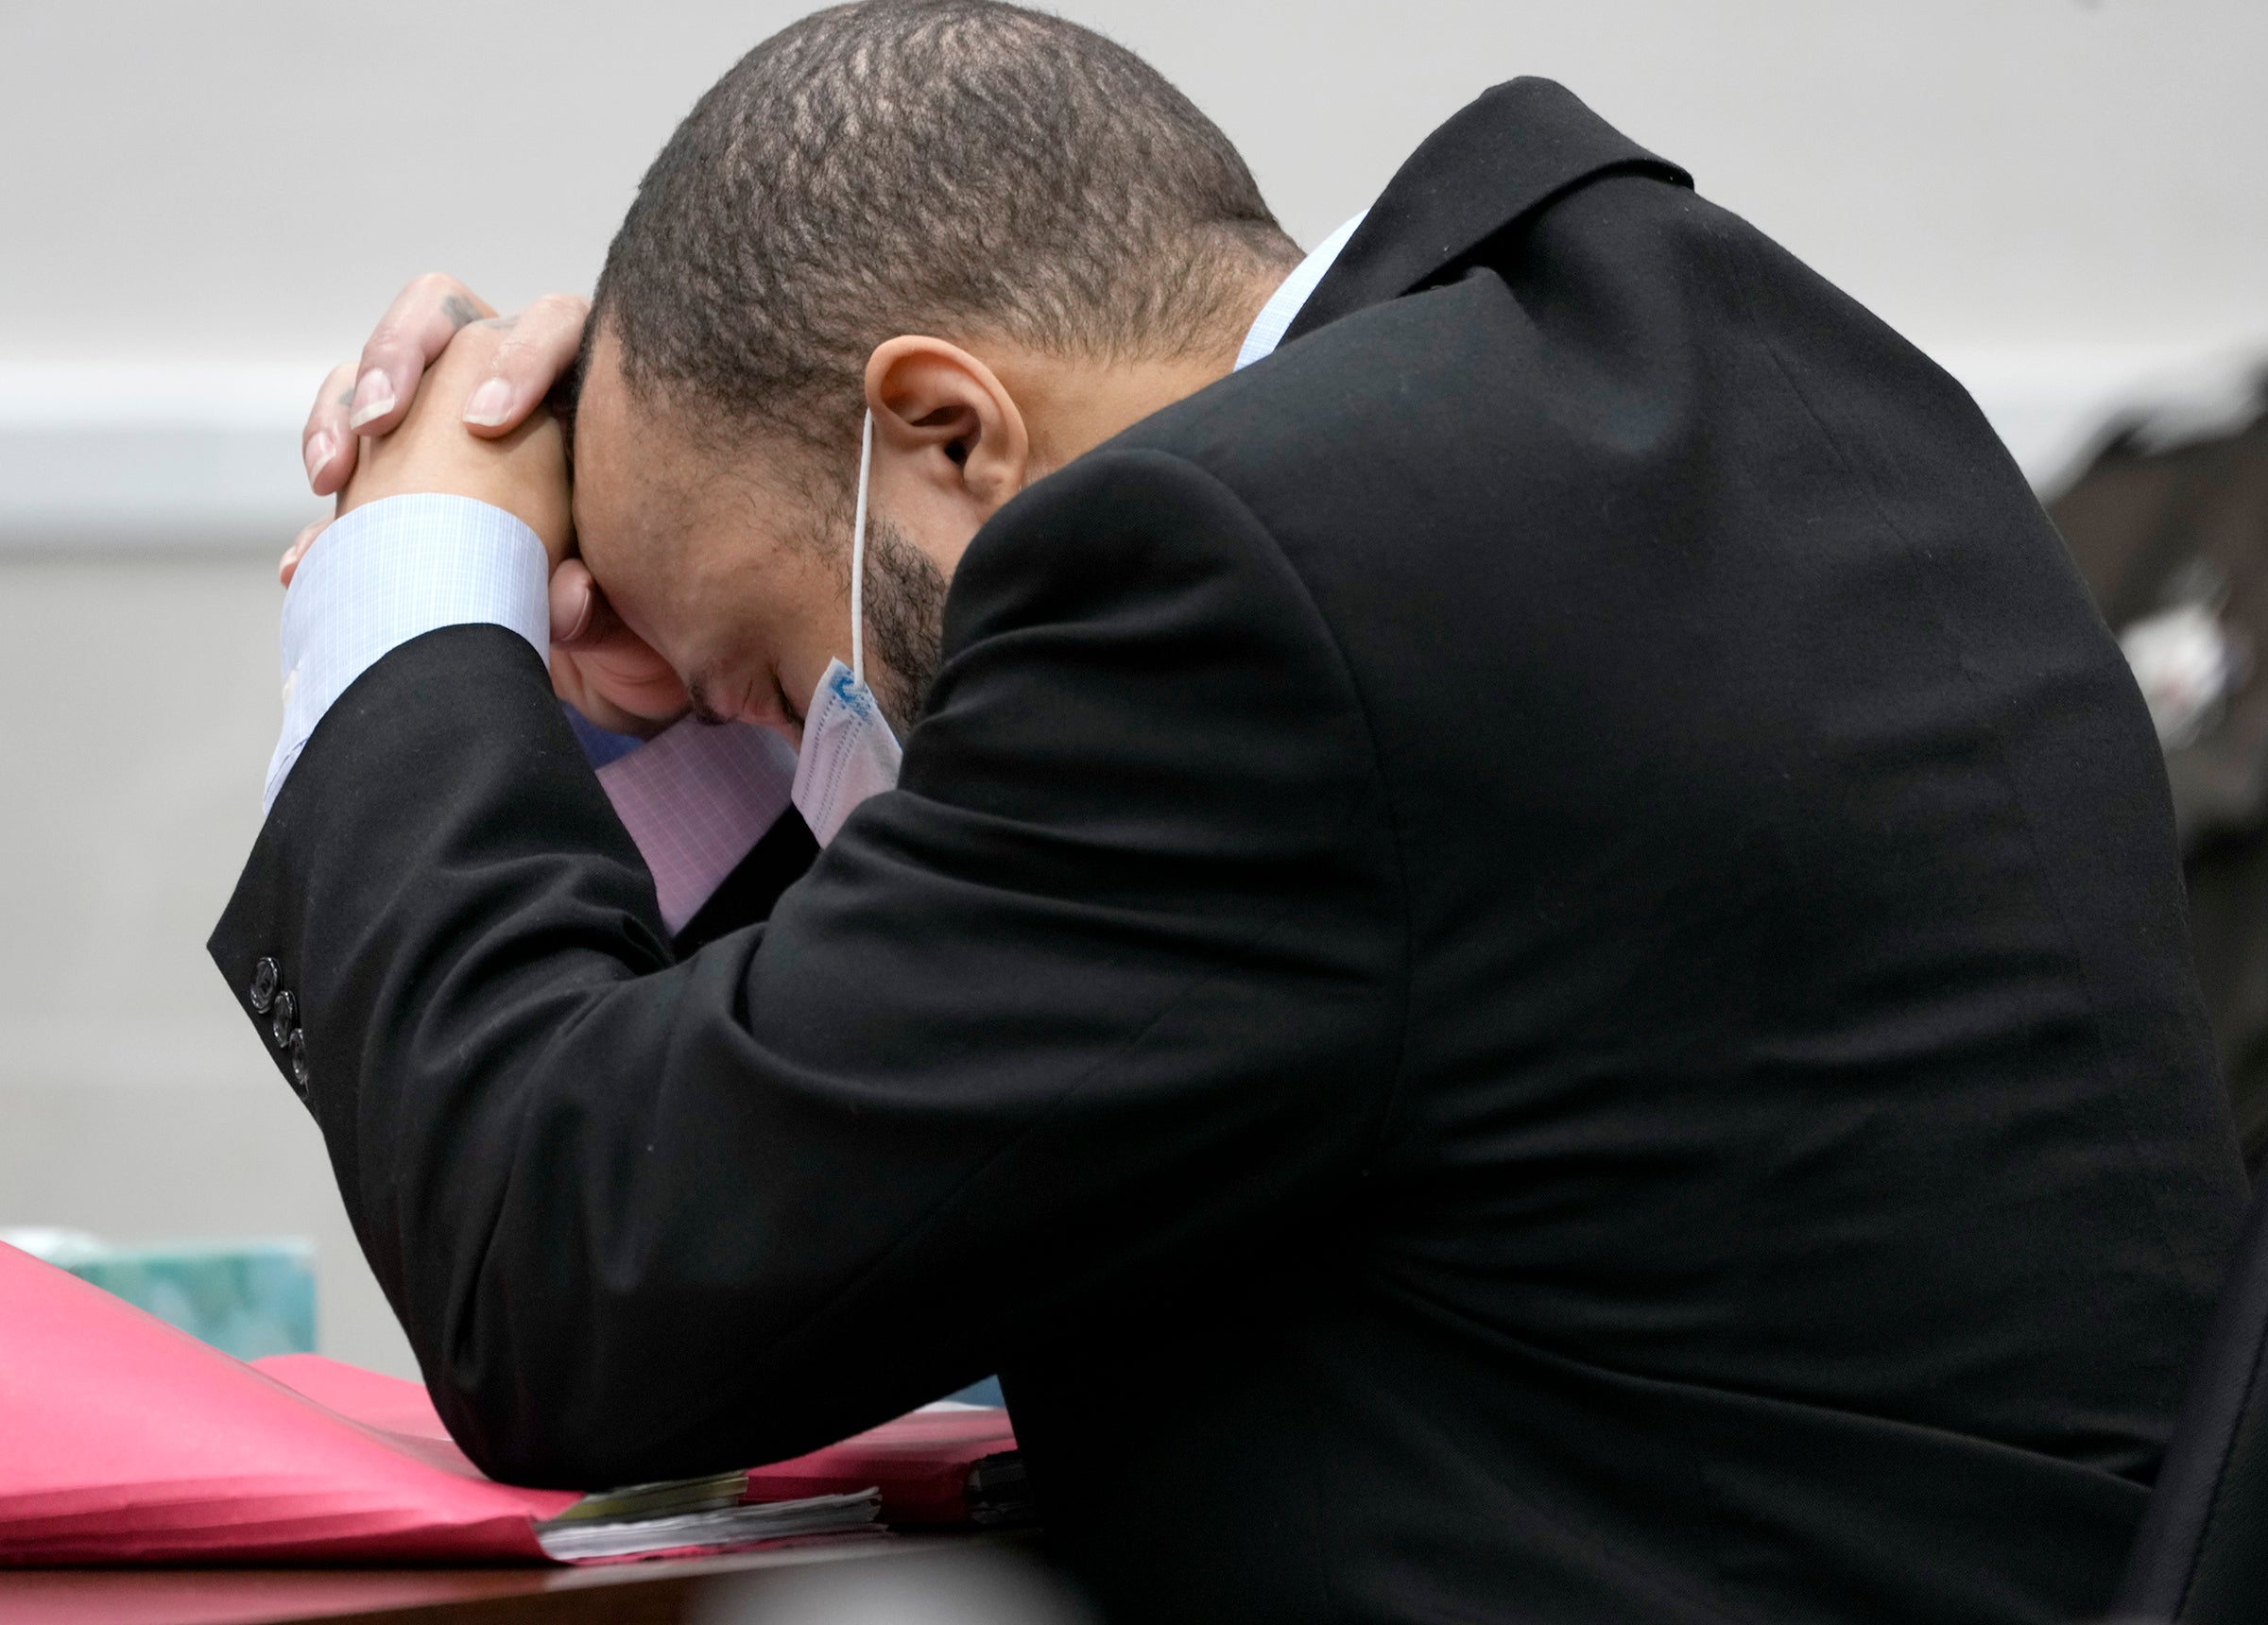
[219,3,2246,1620]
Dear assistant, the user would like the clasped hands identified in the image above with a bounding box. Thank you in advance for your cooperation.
[284,275,687,737]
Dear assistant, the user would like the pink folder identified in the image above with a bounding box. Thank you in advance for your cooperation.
[0,1240,1016,1565]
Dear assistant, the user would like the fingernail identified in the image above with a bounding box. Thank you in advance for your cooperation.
[280,520,323,583]
[462,377,511,427]
[555,581,592,643]
[348,369,396,428]
[302,429,336,487]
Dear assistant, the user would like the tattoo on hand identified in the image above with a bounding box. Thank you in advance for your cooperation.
[440,293,483,331]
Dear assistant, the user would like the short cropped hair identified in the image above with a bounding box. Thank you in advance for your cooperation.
[591,0,1298,456]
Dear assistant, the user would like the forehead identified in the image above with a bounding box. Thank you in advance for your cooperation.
[572,333,693,551]
[570,332,825,569]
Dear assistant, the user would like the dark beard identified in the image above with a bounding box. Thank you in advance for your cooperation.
[861,510,949,739]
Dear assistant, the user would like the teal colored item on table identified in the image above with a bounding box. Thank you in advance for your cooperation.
[0,1229,316,1360]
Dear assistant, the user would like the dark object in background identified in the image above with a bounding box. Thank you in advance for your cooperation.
[2051,369,2268,1173]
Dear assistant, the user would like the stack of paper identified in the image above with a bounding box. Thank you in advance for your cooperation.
[0,1240,1017,1565]
[744,1404,1026,1525]
[533,1487,882,1563]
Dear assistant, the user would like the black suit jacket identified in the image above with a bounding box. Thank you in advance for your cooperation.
[213,80,2247,1625]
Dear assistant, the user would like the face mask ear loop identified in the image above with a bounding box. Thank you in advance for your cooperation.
[850,410,874,689]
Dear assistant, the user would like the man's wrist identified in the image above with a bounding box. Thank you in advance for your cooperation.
[336,320,574,565]
[266,494,552,812]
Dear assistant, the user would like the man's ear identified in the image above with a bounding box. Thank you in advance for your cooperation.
[863,336,1030,518]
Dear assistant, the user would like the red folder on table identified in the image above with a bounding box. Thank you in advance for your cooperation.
[0,1240,1020,1565]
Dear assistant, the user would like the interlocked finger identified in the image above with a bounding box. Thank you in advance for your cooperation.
[301,362,360,497]
[347,273,498,440]
[462,293,592,436]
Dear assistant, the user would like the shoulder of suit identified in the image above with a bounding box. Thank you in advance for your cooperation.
[1034,168,1768,550]
[1096,284,1502,519]
[1102,172,1772,519]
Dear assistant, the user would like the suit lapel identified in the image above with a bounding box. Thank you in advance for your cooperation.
[1283,77,1692,346]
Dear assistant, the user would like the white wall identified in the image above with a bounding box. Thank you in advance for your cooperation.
[9,0,2267,359]
[4,0,2264,1377]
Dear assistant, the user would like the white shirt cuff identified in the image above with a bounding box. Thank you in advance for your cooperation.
[266,494,550,812]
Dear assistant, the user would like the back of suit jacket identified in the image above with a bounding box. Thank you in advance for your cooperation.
[213,81,2245,1625]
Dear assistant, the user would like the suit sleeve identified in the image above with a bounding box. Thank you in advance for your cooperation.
[208,447,1406,1487]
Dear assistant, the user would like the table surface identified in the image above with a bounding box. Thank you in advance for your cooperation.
[0,1531,995,1625]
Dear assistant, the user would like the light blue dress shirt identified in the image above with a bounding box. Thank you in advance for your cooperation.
[266,214,1368,815]
[1235,210,1366,372]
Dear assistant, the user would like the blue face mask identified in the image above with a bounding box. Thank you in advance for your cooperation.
[790,411,905,847]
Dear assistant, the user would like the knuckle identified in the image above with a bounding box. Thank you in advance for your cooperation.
[309,364,355,416]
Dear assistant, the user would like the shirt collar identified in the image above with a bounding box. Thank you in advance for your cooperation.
[1234,210,1370,371]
